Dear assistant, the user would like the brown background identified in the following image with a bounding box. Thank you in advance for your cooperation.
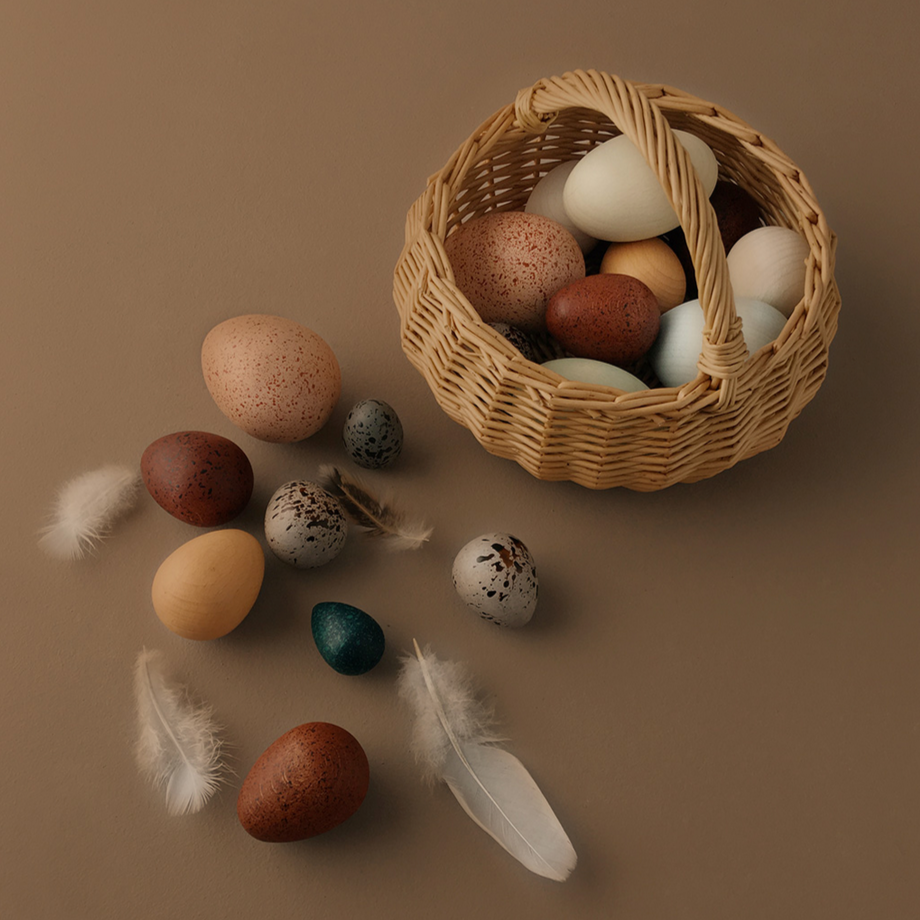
[3,1,918,918]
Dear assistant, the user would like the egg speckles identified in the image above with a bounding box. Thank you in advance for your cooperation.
[201,314,341,443]
[264,481,347,568]
[452,533,538,627]
[141,431,253,527]
[342,399,404,469]
[444,211,585,332]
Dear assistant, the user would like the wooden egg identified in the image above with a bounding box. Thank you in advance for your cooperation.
[727,226,810,318]
[599,238,687,312]
[151,529,265,640]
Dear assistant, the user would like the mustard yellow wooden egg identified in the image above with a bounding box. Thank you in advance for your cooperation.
[151,529,265,640]
[599,238,687,312]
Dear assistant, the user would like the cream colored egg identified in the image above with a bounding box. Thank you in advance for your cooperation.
[525,160,597,254]
[542,358,649,392]
[563,129,719,241]
[152,529,265,640]
[727,226,810,318]
[201,314,341,443]
[648,296,787,388]
[600,238,687,312]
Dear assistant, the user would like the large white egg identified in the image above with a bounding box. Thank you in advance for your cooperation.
[525,160,597,254]
[648,297,787,388]
[727,226,810,318]
[563,129,719,242]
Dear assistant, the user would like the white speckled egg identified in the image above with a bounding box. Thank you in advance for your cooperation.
[525,160,597,254]
[452,533,538,628]
[563,129,719,242]
[648,296,787,388]
[264,481,347,568]
[726,226,810,318]
[342,399,404,469]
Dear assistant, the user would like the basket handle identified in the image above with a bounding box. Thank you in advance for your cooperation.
[515,70,747,408]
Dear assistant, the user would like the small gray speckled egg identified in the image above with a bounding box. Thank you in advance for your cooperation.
[342,399,404,469]
[264,481,347,568]
[488,322,538,362]
[452,532,538,627]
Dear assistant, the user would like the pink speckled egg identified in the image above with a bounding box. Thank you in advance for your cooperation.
[201,315,341,443]
[445,211,585,332]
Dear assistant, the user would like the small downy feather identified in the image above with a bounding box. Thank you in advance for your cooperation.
[320,464,432,551]
[134,648,227,816]
[398,639,577,881]
[39,465,140,560]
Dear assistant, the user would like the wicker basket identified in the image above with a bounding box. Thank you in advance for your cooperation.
[393,69,840,491]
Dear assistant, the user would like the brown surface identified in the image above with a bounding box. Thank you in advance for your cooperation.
[2,2,918,918]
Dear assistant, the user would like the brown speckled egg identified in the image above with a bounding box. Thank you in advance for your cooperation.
[141,431,253,527]
[545,274,660,365]
[201,314,341,443]
[445,211,585,332]
[237,722,370,842]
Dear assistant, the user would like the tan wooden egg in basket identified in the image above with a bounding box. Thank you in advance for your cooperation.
[393,69,841,491]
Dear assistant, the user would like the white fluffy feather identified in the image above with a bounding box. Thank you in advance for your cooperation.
[39,465,140,560]
[134,649,226,816]
[398,640,577,881]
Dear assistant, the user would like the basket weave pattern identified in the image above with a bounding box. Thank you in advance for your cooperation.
[393,70,840,490]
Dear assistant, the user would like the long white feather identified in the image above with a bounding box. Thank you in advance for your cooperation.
[39,465,140,560]
[133,649,226,816]
[398,640,577,881]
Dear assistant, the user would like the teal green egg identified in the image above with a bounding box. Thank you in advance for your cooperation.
[311,602,385,675]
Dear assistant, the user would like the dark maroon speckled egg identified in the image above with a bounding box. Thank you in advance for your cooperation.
[237,722,370,842]
[545,273,660,366]
[710,180,763,254]
[141,431,254,527]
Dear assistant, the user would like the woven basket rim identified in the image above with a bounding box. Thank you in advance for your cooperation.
[393,69,840,489]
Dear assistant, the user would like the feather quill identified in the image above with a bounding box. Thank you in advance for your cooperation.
[398,639,577,881]
[133,648,226,816]
[320,464,432,551]
[39,465,140,560]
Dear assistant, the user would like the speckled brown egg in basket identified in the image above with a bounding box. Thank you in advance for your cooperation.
[392,69,840,491]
